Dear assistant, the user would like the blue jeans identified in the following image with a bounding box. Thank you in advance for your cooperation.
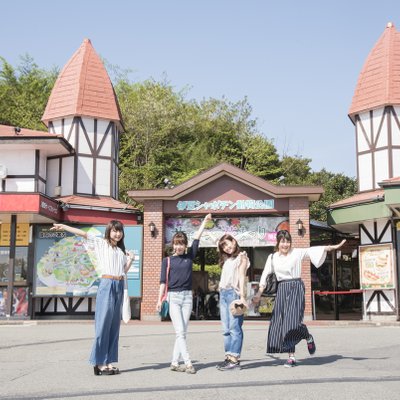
[168,290,193,365]
[219,288,244,358]
[89,278,124,366]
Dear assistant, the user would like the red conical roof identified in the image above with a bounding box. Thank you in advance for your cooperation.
[349,23,400,118]
[42,39,122,126]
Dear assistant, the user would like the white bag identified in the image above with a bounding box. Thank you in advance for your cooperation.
[122,277,131,324]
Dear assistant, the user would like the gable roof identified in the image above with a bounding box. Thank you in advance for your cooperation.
[127,163,323,202]
[42,39,122,127]
[349,22,400,119]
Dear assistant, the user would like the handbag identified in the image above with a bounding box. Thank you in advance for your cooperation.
[159,257,171,318]
[262,254,278,296]
[122,275,131,323]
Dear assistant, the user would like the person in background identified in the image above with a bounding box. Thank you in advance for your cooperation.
[51,221,133,376]
[156,214,212,374]
[253,229,345,368]
[216,234,250,371]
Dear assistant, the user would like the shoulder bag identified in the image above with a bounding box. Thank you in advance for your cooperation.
[262,254,278,296]
[159,257,170,318]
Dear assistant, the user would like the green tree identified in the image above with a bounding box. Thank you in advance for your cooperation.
[0,55,57,130]
[308,169,357,221]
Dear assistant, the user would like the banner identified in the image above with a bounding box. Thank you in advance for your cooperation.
[359,243,395,289]
[165,216,288,247]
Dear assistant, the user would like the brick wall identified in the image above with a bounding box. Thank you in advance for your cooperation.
[289,197,312,318]
[141,200,164,320]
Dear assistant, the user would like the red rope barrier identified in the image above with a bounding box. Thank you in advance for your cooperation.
[313,290,363,295]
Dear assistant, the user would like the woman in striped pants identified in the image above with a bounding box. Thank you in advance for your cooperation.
[253,230,345,367]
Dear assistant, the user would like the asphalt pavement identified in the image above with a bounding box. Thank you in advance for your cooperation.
[1,319,400,400]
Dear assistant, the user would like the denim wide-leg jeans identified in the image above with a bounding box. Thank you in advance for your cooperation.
[89,278,124,366]
[219,288,244,358]
[168,290,193,365]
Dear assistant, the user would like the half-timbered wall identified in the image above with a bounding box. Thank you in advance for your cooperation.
[0,149,48,193]
[46,116,119,198]
[356,106,400,192]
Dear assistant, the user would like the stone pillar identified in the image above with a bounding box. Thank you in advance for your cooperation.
[141,200,164,320]
[289,197,312,318]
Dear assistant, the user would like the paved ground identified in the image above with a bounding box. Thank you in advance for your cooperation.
[1,319,400,400]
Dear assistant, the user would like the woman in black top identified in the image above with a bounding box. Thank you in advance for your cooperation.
[156,214,212,374]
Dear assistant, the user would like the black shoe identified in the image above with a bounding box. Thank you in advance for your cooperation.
[217,360,241,371]
[216,358,230,370]
[93,366,115,376]
[307,335,316,355]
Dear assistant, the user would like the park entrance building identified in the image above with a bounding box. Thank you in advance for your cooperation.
[128,163,324,320]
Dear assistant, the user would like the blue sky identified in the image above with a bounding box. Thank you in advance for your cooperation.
[1,0,399,178]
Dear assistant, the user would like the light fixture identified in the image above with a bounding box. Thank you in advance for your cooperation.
[296,219,304,236]
[148,222,156,237]
[60,202,69,212]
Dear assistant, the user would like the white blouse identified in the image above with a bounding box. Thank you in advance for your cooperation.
[219,255,250,294]
[259,246,327,285]
[85,233,127,276]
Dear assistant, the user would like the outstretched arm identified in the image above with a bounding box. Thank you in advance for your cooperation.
[50,223,88,239]
[192,213,212,240]
[325,239,346,252]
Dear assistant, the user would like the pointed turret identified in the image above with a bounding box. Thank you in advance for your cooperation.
[42,38,122,128]
[42,39,122,199]
[348,23,400,192]
[349,22,400,119]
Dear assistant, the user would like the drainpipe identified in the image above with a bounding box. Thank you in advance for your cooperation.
[391,217,400,321]
[6,215,17,317]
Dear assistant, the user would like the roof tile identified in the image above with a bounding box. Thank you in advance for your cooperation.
[349,23,400,116]
[42,39,122,126]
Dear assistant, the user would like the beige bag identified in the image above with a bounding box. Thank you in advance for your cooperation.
[122,276,131,323]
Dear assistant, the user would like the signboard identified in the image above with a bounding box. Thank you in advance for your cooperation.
[359,243,395,289]
[0,223,30,246]
[165,216,288,247]
[177,199,275,211]
[34,225,142,297]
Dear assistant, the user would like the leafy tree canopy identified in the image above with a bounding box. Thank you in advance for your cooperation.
[0,55,58,130]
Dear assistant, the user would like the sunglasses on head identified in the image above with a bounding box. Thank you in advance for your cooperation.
[277,230,289,236]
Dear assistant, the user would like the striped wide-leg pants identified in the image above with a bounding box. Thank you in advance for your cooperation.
[266,278,310,354]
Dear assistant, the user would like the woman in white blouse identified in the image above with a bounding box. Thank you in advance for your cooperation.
[51,221,133,376]
[253,229,345,368]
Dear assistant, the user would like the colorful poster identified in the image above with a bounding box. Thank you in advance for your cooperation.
[165,216,288,247]
[0,287,28,317]
[359,244,395,289]
[34,225,142,297]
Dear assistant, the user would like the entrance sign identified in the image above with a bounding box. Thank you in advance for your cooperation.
[165,216,287,247]
[177,199,274,211]
[359,243,395,289]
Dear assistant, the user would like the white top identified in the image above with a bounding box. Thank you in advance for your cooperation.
[219,255,250,294]
[259,246,327,285]
[85,233,127,276]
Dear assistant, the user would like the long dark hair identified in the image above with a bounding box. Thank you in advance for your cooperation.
[217,234,241,267]
[275,230,292,251]
[104,220,125,252]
